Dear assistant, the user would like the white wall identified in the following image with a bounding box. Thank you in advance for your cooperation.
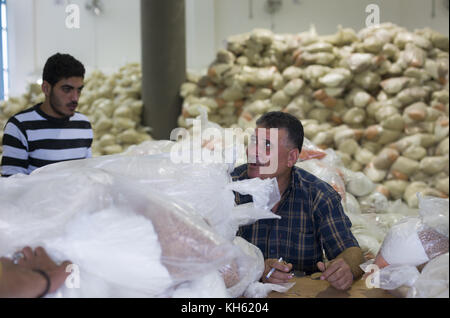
[399,0,449,35]
[5,0,450,97]
[186,0,216,72]
[7,0,141,97]
[6,0,35,97]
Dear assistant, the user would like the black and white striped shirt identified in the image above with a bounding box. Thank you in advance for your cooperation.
[1,103,93,177]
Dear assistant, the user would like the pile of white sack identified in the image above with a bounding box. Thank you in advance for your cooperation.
[178,23,449,209]
[0,64,152,157]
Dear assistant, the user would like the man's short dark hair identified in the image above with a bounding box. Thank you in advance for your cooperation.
[43,53,85,86]
[256,111,304,152]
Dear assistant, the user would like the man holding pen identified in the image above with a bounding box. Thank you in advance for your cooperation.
[231,112,365,291]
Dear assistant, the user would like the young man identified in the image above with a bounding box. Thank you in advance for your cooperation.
[231,111,365,291]
[1,53,93,177]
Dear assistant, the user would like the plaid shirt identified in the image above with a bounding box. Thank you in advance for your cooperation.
[231,164,359,274]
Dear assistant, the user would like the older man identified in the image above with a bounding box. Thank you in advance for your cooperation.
[231,111,365,291]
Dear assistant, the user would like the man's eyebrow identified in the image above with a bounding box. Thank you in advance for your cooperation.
[61,85,84,90]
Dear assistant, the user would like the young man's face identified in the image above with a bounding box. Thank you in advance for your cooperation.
[43,77,84,118]
[247,127,299,180]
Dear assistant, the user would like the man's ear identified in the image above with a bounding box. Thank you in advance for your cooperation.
[287,148,300,167]
[41,81,51,97]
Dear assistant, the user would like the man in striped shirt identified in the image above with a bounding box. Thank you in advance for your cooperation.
[231,112,365,291]
[1,53,93,177]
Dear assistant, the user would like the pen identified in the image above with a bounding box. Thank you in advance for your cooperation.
[265,257,283,280]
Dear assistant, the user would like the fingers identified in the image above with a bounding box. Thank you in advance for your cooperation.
[0,257,13,266]
[316,261,326,272]
[329,271,353,290]
[34,246,46,257]
[320,260,342,280]
[22,246,33,260]
[267,259,292,273]
[263,259,294,284]
[60,261,73,272]
[266,269,295,283]
[318,259,354,291]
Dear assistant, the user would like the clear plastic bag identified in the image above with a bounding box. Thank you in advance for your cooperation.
[379,265,421,290]
[374,196,449,269]
[417,195,449,238]
[298,138,327,161]
[407,253,449,298]
[296,158,347,202]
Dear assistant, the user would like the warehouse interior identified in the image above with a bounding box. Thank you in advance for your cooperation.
[0,0,449,299]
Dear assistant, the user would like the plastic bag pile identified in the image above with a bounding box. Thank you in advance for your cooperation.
[0,140,297,298]
[361,196,449,298]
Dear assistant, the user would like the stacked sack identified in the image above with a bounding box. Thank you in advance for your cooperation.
[296,139,419,258]
[0,63,152,158]
[178,23,449,208]
[360,196,449,298]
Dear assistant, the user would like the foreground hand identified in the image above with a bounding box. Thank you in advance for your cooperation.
[317,258,353,291]
[15,246,72,294]
[262,258,294,284]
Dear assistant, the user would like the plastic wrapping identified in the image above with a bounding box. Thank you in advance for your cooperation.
[0,152,287,297]
[376,217,431,267]
[379,265,421,290]
[346,212,385,255]
[374,196,449,269]
[407,253,449,298]
[358,192,389,214]
[296,159,346,201]
[298,137,327,161]
[224,236,266,298]
[344,170,375,197]
[418,195,449,238]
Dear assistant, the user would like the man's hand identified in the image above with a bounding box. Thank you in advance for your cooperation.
[16,246,72,294]
[316,258,353,291]
[262,258,294,284]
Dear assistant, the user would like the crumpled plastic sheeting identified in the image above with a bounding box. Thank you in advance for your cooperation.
[226,236,265,298]
[417,194,449,238]
[0,151,291,297]
[32,153,280,243]
[379,265,421,290]
[376,196,449,268]
[360,253,449,297]
[359,196,449,297]
[0,169,174,297]
[359,259,420,291]
[379,217,432,267]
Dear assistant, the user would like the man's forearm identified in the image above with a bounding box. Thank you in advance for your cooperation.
[336,247,365,280]
[0,261,48,298]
